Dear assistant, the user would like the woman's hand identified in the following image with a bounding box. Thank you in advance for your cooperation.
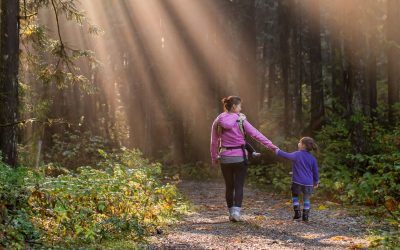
[211,159,219,167]
[313,183,319,188]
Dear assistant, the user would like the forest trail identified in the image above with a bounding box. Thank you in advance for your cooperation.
[149,180,370,250]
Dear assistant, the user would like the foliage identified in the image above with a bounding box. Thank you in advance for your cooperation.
[20,0,100,91]
[253,111,400,247]
[0,149,187,248]
[0,161,40,249]
[44,130,114,169]
[247,163,291,193]
[316,114,400,247]
[163,162,222,181]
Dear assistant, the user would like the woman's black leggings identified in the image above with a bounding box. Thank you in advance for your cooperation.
[220,161,248,208]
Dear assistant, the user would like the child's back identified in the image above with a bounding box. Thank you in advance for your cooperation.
[276,149,319,186]
[275,137,319,222]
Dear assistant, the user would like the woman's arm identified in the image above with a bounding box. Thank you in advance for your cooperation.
[276,149,298,161]
[210,118,220,164]
[243,120,278,151]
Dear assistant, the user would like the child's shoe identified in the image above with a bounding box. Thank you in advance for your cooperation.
[293,205,301,220]
[302,209,309,222]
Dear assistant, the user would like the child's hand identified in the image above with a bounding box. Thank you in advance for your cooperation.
[313,183,319,188]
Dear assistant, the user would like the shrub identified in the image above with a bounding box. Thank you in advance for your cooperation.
[1,148,187,248]
[28,148,186,246]
[44,130,114,169]
[316,114,400,248]
[247,162,291,193]
[0,162,40,249]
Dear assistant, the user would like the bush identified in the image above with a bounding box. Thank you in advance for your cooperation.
[28,148,186,246]
[44,130,114,169]
[162,161,222,181]
[247,163,291,193]
[316,114,400,248]
[0,162,40,249]
[1,148,187,248]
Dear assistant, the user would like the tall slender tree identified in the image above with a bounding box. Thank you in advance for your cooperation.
[237,0,259,127]
[308,0,324,131]
[278,0,291,135]
[0,0,20,166]
[387,0,400,123]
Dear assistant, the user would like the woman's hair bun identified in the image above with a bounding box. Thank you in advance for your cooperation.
[221,96,241,112]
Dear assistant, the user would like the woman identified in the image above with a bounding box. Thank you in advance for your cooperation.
[210,96,278,222]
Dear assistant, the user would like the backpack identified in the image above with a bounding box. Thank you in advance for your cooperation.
[216,115,249,164]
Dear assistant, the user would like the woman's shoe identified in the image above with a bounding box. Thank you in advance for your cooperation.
[230,206,241,222]
[229,207,234,221]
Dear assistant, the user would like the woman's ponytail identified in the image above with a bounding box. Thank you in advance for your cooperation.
[221,96,241,112]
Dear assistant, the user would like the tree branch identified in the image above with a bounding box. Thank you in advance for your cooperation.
[0,118,72,128]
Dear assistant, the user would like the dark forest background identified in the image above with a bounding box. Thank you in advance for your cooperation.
[1,0,399,165]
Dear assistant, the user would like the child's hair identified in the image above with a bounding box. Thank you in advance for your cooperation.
[300,137,318,152]
[221,96,241,112]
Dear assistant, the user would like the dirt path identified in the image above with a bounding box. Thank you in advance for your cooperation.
[149,180,370,249]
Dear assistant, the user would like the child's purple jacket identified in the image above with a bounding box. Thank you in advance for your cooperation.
[276,149,319,186]
[210,112,278,162]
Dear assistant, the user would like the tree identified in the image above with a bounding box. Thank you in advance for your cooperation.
[308,0,324,131]
[278,0,291,135]
[0,0,20,167]
[237,0,259,128]
[387,0,400,123]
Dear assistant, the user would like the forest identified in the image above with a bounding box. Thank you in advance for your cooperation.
[0,0,399,249]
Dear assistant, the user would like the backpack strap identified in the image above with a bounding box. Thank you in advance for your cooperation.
[237,112,248,136]
[237,118,245,135]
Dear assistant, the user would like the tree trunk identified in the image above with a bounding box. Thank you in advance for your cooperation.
[330,26,346,114]
[308,0,324,132]
[0,0,20,167]
[267,63,276,110]
[387,0,400,123]
[293,0,303,131]
[278,0,291,136]
[367,34,377,118]
[237,0,259,128]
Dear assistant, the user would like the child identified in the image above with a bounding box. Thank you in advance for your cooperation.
[275,137,319,222]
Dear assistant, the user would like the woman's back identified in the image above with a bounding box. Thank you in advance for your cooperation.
[215,112,245,147]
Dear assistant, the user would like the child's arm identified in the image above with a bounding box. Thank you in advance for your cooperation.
[243,120,278,151]
[312,159,319,186]
[275,149,298,161]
